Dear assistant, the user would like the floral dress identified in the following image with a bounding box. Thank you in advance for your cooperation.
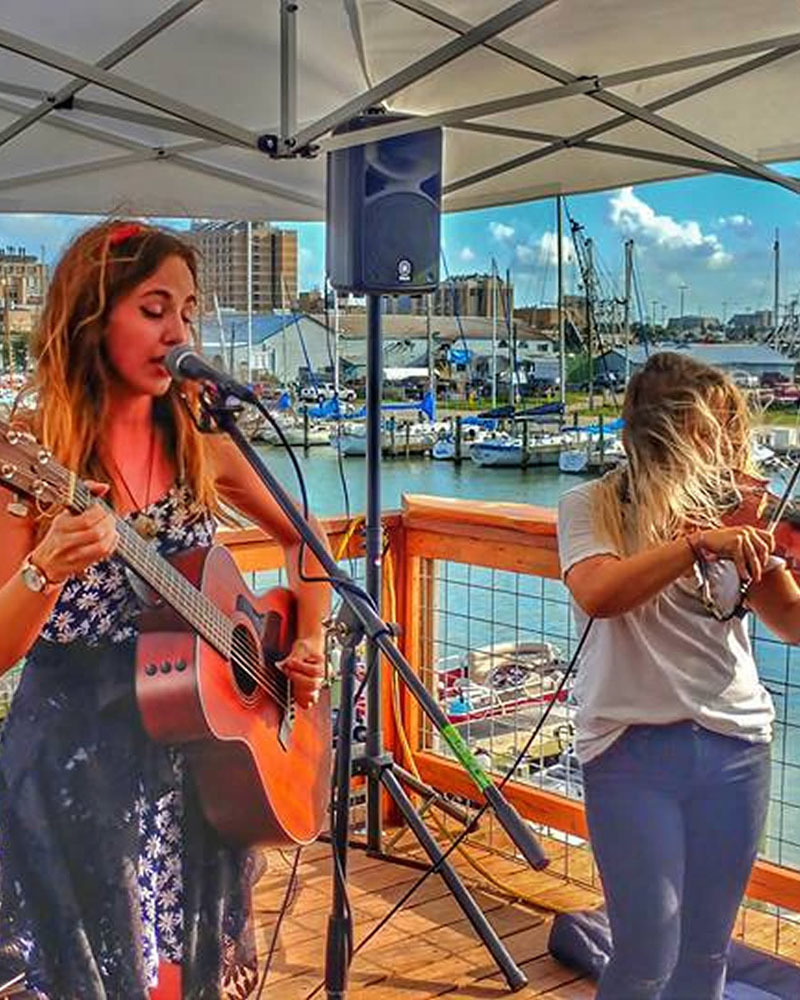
[0,485,260,999]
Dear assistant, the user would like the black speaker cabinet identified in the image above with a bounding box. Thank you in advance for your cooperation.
[326,116,442,295]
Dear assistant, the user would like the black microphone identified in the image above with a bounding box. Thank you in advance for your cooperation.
[165,345,256,402]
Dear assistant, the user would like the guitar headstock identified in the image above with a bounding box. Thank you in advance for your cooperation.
[0,416,81,514]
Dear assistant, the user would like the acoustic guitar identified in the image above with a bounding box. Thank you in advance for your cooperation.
[0,419,331,848]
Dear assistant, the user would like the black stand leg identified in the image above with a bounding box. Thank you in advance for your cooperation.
[325,637,358,999]
[366,758,527,991]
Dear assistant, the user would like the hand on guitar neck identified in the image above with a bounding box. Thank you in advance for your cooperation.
[278,635,325,708]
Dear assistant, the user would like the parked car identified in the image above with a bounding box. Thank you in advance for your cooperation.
[579,372,621,391]
[760,371,791,388]
[730,370,759,389]
[298,382,357,404]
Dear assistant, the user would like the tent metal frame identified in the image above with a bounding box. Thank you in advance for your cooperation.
[0,1,795,207]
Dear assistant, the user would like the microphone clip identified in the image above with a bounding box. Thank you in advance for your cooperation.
[178,385,244,435]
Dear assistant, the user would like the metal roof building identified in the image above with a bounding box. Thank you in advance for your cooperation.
[599,343,797,380]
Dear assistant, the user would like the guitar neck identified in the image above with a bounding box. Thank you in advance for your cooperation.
[111,506,233,657]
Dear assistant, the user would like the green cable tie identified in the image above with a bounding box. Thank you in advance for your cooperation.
[441,722,491,791]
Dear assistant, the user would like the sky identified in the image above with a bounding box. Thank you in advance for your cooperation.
[2,160,799,326]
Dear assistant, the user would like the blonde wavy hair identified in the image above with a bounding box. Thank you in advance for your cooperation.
[15,219,226,520]
[593,351,757,554]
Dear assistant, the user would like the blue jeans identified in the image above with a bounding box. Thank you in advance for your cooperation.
[582,722,771,1000]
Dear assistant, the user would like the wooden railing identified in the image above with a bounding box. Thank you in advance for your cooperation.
[222,495,800,914]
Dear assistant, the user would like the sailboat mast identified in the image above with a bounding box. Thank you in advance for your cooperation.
[491,258,498,408]
[557,194,566,409]
[774,227,780,335]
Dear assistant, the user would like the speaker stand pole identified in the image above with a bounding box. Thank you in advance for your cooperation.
[365,292,384,851]
[343,295,528,995]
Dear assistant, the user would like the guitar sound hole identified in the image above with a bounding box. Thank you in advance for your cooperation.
[231,624,260,698]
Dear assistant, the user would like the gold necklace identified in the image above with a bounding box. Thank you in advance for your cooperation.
[110,424,159,540]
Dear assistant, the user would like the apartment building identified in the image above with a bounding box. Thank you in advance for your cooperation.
[191,221,298,313]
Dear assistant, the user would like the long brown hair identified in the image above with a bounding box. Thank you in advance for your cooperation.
[17,219,224,517]
[593,351,757,553]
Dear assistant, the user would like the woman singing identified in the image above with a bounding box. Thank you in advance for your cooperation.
[0,220,331,999]
[559,351,800,1000]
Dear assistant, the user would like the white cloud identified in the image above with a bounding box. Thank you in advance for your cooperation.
[718,214,752,228]
[609,187,732,269]
[536,231,576,267]
[489,221,514,242]
[459,245,476,262]
[708,248,733,269]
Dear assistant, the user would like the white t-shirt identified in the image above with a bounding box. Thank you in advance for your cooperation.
[557,480,775,764]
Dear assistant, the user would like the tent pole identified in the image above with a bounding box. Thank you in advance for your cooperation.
[279,0,297,155]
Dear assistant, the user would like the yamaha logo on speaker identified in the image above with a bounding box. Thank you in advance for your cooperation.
[397,258,412,283]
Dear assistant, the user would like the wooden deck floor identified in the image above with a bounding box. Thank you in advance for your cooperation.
[253,829,800,999]
[253,835,601,999]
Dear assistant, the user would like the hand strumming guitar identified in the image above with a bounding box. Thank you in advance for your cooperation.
[278,636,325,708]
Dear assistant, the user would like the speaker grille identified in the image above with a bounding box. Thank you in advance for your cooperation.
[363,192,439,292]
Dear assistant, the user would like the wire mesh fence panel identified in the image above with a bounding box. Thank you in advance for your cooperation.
[412,553,800,947]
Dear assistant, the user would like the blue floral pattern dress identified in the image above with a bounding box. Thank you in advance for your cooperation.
[0,484,261,999]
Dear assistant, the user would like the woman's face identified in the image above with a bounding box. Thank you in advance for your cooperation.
[104,254,197,398]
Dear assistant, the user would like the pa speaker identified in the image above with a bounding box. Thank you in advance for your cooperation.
[326,116,442,295]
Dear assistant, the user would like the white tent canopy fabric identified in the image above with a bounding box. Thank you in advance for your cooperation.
[0,0,797,220]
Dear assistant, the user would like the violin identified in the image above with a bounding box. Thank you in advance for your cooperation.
[691,463,800,622]
[721,468,800,578]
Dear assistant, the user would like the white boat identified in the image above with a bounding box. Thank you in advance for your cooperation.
[559,436,626,474]
[465,639,564,684]
[470,433,524,467]
[255,415,333,446]
[431,425,491,461]
[470,431,568,468]
[330,421,437,457]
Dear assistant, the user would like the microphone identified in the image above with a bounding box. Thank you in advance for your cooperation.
[165,345,256,402]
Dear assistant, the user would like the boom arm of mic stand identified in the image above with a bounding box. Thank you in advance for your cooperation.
[206,396,549,871]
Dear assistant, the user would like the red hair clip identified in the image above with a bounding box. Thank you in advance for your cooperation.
[108,223,144,247]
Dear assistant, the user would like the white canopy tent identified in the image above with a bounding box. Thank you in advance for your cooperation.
[0,0,796,220]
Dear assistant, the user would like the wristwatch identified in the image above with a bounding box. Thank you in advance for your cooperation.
[20,555,60,596]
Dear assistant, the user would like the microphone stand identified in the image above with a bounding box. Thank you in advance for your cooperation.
[196,387,546,997]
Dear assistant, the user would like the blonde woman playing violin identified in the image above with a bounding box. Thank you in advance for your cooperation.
[559,351,800,1000]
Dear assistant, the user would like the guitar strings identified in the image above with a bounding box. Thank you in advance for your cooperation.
[48,468,292,706]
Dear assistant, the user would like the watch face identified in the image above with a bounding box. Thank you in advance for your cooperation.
[21,561,46,592]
